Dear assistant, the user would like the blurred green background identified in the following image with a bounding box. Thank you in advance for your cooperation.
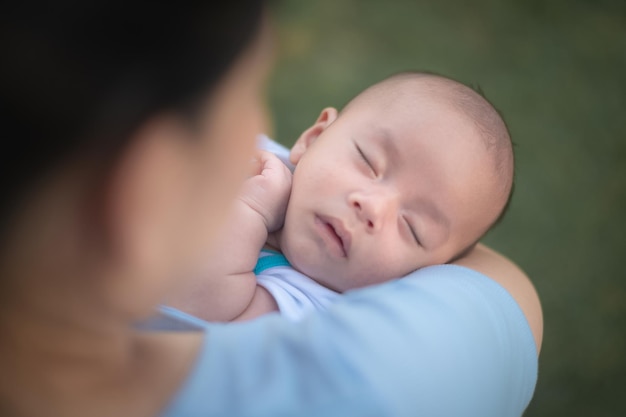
[268,0,625,416]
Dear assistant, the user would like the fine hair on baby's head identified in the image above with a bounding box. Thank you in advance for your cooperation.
[343,71,515,260]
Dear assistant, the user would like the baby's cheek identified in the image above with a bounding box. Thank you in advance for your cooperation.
[373,249,422,283]
[343,255,391,289]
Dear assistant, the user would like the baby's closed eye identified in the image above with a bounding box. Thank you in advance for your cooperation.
[353,140,377,177]
[402,215,422,247]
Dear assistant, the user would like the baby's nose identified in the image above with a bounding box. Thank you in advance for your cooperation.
[350,189,398,232]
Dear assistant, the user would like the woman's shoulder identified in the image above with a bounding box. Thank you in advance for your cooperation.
[451,244,543,353]
[155,257,539,417]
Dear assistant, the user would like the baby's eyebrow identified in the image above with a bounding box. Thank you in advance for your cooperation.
[418,199,449,230]
[375,127,400,163]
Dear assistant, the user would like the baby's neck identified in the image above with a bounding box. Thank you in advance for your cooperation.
[264,230,282,253]
[264,228,347,294]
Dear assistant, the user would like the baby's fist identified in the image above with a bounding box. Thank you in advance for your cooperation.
[239,151,292,232]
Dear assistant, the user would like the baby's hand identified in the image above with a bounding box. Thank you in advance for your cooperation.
[239,151,292,232]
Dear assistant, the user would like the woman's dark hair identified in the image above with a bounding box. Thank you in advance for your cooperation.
[0,1,266,234]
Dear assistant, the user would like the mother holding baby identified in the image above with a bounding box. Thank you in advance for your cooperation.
[0,2,542,417]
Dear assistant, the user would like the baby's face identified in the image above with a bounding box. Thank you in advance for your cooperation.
[278,96,501,292]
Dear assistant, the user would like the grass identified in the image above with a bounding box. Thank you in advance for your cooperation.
[268,1,626,415]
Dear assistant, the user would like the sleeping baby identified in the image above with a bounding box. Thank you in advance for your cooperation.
[168,71,515,322]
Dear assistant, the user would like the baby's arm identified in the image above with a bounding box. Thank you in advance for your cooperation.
[167,151,292,322]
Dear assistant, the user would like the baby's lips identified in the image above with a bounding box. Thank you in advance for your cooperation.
[319,215,352,257]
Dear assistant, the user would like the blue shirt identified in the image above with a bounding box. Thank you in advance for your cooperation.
[157,265,537,417]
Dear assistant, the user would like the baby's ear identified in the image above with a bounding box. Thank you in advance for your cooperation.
[290,107,338,164]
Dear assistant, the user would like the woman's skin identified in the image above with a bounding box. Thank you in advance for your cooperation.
[0,19,541,417]
[0,20,274,417]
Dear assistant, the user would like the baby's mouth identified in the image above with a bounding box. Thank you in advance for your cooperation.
[317,215,351,258]
[325,223,346,257]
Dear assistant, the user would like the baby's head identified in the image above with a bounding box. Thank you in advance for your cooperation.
[277,72,514,292]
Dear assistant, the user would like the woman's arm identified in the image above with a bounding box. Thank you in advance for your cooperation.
[453,243,543,353]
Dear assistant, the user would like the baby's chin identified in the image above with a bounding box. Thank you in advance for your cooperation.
[280,249,346,293]
[291,255,405,294]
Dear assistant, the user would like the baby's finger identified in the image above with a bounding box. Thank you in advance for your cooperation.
[257,150,284,174]
[247,151,263,177]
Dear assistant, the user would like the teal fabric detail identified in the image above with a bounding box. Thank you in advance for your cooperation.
[261,248,282,255]
[254,252,290,275]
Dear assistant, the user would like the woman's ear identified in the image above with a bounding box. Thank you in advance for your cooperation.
[289,107,338,165]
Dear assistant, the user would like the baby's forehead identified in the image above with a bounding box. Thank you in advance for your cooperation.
[377,76,510,175]
[349,77,474,129]
[366,75,464,106]
[346,74,511,169]
[355,92,480,148]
